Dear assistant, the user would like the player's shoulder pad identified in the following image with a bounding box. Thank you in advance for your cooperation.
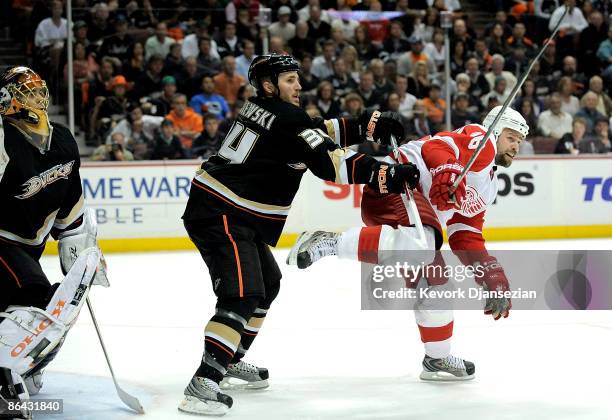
[50,122,80,159]
[451,124,496,171]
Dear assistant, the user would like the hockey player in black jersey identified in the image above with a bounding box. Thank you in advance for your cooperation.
[0,67,107,419]
[179,54,420,416]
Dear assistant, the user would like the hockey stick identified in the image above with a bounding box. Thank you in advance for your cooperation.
[450,5,570,194]
[389,134,428,249]
[86,297,145,414]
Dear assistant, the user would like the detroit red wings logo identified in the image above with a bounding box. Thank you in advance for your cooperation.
[460,185,486,216]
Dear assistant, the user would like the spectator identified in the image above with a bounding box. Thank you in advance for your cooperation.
[512,79,544,116]
[164,42,184,77]
[583,75,612,117]
[452,18,474,52]
[557,76,581,116]
[353,24,381,61]
[486,22,510,56]
[407,61,433,99]
[151,119,186,160]
[97,75,130,122]
[298,0,330,23]
[537,93,573,139]
[91,132,134,161]
[454,73,482,114]
[481,76,508,108]
[182,20,221,60]
[519,98,539,135]
[98,14,133,62]
[165,93,204,150]
[485,54,517,94]
[149,76,178,117]
[579,11,608,77]
[331,27,350,54]
[327,58,357,98]
[235,40,256,80]
[422,83,446,129]
[131,54,164,100]
[473,38,493,71]
[579,118,611,154]
[106,106,163,148]
[190,76,231,119]
[145,22,175,60]
[307,5,331,44]
[548,0,588,35]
[269,36,288,55]
[555,56,587,96]
[73,20,91,52]
[177,56,204,100]
[331,5,360,41]
[369,59,394,97]
[123,42,146,82]
[464,57,490,99]
[341,92,365,118]
[507,22,536,55]
[575,91,607,134]
[424,29,446,72]
[411,99,433,138]
[192,113,225,159]
[217,22,242,58]
[34,0,66,49]
[236,8,260,42]
[125,0,157,30]
[341,46,362,82]
[451,92,479,128]
[395,75,418,119]
[87,2,113,43]
[213,56,246,106]
[397,36,436,76]
[539,39,562,77]
[356,70,384,110]
[316,81,342,119]
[311,40,336,80]
[226,0,261,25]
[555,117,588,154]
[383,21,411,60]
[450,40,467,78]
[197,36,222,76]
[269,6,296,44]
[289,22,317,60]
[596,27,612,83]
[299,54,320,95]
[505,45,530,79]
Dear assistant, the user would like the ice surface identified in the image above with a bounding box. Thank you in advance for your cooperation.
[35,239,612,419]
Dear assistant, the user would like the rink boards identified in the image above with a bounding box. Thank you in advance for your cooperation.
[44,155,612,253]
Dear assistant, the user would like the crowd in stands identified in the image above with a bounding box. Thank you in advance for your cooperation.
[9,0,612,160]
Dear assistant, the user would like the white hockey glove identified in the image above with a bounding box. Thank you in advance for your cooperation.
[58,208,109,287]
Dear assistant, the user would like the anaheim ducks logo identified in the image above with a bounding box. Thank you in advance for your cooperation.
[460,185,486,216]
[16,160,74,199]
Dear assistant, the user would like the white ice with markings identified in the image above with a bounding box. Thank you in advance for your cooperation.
[35,238,612,420]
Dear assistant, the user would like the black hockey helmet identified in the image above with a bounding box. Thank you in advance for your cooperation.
[248,54,300,93]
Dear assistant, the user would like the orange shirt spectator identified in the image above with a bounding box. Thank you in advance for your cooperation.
[213,56,246,106]
[422,84,446,125]
[165,93,203,149]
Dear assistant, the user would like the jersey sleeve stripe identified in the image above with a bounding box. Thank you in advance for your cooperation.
[53,195,85,229]
[447,222,482,237]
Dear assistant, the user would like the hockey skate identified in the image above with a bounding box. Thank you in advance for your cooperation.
[420,355,475,381]
[220,361,269,390]
[178,376,233,416]
[286,231,339,269]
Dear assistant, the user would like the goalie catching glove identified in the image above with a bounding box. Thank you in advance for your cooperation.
[359,110,405,144]
[367,161,420,194]
[474,256,511,320]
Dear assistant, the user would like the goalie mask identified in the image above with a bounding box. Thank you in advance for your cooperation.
[482,105,529,139]
[0,66,53,153]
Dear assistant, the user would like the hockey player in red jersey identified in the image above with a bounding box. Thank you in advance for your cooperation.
[288,105,530,381]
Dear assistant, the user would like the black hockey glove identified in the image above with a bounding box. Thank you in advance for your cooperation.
[359,110,404,145]
[367,161,420,194]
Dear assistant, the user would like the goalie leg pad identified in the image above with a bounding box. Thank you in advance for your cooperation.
[0,247,100,376]
[0,367,31,419]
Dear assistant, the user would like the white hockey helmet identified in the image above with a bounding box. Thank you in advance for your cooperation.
[482,105,529,139]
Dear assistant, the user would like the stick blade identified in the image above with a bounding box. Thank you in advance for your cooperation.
[116,382,145,414]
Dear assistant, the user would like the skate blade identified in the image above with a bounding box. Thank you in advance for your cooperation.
[178,396,229,416]
[286,232,314,266]
[419,371,475,382]
[220,377,269,390]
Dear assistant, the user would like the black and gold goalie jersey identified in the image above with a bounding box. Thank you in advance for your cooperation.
[183,95,377,245]
[0,118,84,249]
